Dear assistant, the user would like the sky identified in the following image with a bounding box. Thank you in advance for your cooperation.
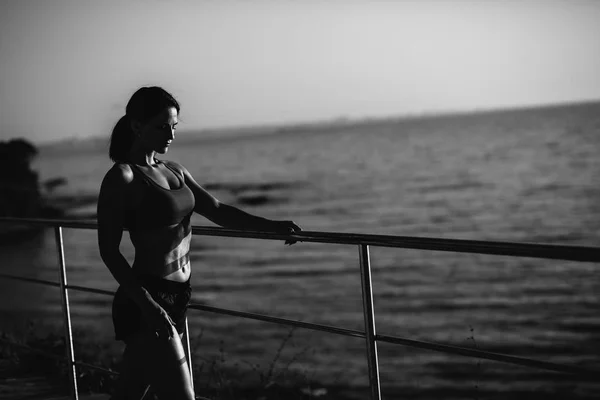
[1,0,600,144]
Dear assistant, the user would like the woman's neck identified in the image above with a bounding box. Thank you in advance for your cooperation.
[128,145,158,167]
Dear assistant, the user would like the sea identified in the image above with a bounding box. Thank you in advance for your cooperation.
[1,102,599,398]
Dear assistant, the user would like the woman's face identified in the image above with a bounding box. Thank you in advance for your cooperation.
[135,107,179,154]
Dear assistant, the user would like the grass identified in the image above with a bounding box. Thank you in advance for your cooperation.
[0,320,359,400]
[188,326,350,400]
[3,320,594,400]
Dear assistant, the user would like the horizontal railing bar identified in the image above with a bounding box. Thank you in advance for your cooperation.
[290,231,600,263]
[65,284,114,297]
[0,217,100,229]
[73,360,119,376]
[0,273,365,341]
[2,273,597,379]
[191,227,600,263]
[0,273,118,297]
[1,217,599,262]
[0,272,60,288]
[376,333,599,378]
[189,302,600,378]
[0,274,114,297]
[188,303,366,339]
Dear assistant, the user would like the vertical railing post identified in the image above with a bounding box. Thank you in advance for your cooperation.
[359,244,382,400]
[55,226,79,400]
[184,317,194,391]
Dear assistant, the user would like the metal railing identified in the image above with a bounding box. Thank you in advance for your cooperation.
[1,216,599,400]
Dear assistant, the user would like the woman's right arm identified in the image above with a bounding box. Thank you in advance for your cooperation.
[97,165,162,314]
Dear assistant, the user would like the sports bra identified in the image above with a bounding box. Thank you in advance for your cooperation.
[124,160,196,277]
[125,161,195,229]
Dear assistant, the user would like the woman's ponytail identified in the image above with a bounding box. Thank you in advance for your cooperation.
[109,115,135,163]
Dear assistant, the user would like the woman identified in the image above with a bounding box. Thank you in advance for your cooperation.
[97,86,301,400]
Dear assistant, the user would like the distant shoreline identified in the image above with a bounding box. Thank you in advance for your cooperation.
[36,98,600,151]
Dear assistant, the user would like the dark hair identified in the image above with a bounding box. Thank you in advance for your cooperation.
[109,86,180,163]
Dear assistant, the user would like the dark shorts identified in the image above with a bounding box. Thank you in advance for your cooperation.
[112,274,192,342]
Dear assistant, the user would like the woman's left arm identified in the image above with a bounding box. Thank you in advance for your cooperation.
[172,161,301,234]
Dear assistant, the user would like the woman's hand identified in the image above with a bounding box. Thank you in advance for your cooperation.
[271,220,302,245]
[140,299,176,339]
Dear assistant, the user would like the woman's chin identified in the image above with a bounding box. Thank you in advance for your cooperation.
[156,146,169,154]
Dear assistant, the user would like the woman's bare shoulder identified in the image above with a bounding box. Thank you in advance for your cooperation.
[101,163,135,188]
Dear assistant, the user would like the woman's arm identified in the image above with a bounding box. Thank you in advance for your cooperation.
[168,161,301,233]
